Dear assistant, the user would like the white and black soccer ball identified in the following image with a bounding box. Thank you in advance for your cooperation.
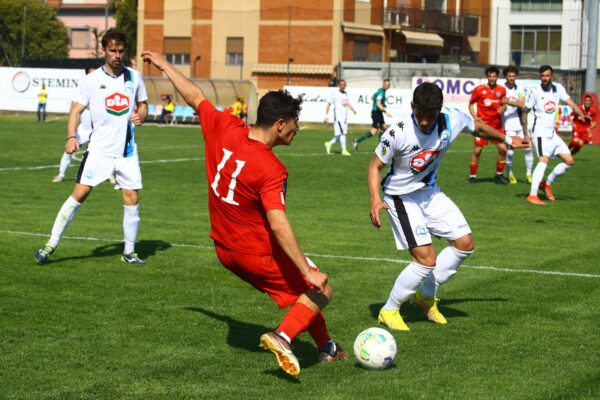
[353,327,397,369]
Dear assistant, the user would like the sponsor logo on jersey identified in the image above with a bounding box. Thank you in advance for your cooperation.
[125,81,134,94]
[105,92,130,116]
[409,149,441,175]
[495,91,502,97]
[380,146,387,156]
[483,98,493,107]
[544,100,557,114]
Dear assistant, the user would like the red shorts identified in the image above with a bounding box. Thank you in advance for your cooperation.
[474,127,503,146]
[571,130,589,144]
[214,244,317,309]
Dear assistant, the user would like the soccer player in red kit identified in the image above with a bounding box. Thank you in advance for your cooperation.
[569,94,596,155]
[141,50,347,377]
[468,66,509,184]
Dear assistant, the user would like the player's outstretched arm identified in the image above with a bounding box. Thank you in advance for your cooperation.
[566,98,587,121]
[474,121,529,149]
[368,155,389,230]
[141,51,205,110]
[266,209,328,291]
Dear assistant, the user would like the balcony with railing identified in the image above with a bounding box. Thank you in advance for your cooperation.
[384,7,479,36]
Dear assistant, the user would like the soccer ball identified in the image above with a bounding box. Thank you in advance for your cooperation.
[353,327,397,369]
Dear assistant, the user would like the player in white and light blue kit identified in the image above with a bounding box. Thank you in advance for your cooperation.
[502,65,533,184]
[324,79,357,156]
[53,66,97,183]
[368,83,527,331]
[521,65,587,205]
[35,28,148,266]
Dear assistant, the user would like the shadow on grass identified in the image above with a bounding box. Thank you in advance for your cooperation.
[46,239,171,264]
[185,306,321,381]
[368,297,510,324]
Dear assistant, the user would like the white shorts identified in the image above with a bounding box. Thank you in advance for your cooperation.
[505,129,525,139]
[533,134,569,159]
[76,152,142,189]
[333,120,348,136]
[384,186,471,250]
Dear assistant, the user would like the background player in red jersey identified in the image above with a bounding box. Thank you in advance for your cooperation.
[141,50,347,377]
[569,94,596,155]
[468,66,509,184]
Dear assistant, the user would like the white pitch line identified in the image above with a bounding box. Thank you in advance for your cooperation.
[4,229,599,279]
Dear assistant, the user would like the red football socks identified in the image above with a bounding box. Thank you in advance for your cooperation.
[277,303,318,342]
[470,162,478,176]
[307,311,331,349]
[496,160,506,174]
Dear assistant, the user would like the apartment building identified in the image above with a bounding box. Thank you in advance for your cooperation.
[137,0,485,89]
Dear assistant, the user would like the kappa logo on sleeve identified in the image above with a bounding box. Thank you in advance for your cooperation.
[409,149,440,175]
[105,92,130,116]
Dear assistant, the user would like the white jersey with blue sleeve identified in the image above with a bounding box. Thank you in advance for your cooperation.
[375,106,475,195]
[74,66,148,157]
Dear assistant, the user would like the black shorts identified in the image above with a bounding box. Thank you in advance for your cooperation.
[371,110,385,129]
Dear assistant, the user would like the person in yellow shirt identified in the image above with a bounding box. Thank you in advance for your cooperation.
[37,83,48,122]
[230,96,245,119]
[159,95,175,125]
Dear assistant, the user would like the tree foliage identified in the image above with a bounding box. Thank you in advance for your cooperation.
[0,0,69,66]
[110,0,138,62]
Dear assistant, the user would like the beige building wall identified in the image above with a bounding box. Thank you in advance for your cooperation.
[210,0,260,81]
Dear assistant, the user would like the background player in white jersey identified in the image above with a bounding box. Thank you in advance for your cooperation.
[521,65,587,205]
[35,28,148,265]
[324,79,356,156]
[52,65,97,183]
[368,83,527,331]
[501,65,534,184]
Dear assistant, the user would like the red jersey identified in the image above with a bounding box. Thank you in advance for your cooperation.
[198,100,288,255]
[469,84,506,129]
[571,105,596,133]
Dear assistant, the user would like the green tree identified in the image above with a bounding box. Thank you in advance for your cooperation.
[0,0,69,66]
[110,0,138,62]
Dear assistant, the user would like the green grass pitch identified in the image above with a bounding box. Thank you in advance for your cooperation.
[1,115,599,399]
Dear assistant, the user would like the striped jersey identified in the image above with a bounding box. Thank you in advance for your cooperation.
[376,106,475,195]
[524,82,570,138]
[74,66,148,157]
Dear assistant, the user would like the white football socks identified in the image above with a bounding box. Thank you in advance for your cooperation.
[58,152,73,178]
[506,149,514,175]
[48,196,81,248]
[546,162,571,185]
[530,162,547,196]
[525,148,534,176]
[420,246,473,299]
[383,262,432,310]
[123,203,140,255]
[340,135,347,152]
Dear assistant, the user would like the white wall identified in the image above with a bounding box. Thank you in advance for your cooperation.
[490,0,594,69]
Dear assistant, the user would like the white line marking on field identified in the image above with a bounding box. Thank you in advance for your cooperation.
[4,229,599,279]
[0,153,330,173]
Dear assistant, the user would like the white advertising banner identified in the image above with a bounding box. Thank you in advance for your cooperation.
[284,86,414,124]
[0,67,85,113]
[411,76,481,113]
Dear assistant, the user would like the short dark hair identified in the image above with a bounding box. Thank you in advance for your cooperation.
[101,28,127,48]
[503,65,519,76]
[539,65,553,74]
[255,90,302,129]
[383,79,390,84]
[584,94,593,100]
[485,66,500,76]
[413,82,443,112]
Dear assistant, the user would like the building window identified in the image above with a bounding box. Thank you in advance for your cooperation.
[226,37,244,66]
[165,54,190,65]
[354,37,369,61]
[510,26,561,66]
[164,37,190,65]
[425,0,446,12]
[70,28,91,49]
[511,0,562,12]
